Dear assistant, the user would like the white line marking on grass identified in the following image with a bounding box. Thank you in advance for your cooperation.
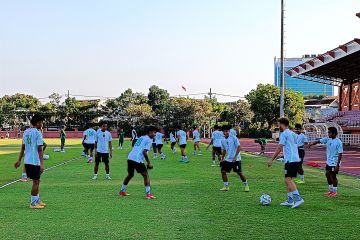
[0,157,81,190]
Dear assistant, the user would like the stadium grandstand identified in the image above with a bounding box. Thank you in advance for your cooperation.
[287,38,360,144]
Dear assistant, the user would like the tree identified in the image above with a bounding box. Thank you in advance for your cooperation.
[147,85,170,113]
[220,100,254,126]
[245,84,305,129]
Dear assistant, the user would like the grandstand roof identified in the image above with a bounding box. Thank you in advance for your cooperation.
[287,39,360,86]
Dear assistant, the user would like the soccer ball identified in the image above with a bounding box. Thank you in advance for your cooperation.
[260,194,272,206]
[43,154,50,160]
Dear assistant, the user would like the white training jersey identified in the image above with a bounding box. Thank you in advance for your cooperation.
[320,137,343,166]
[155,132,164,145]
[177,130,187,145]
[221,135,241,162]
[128,135,153,163]
[83,128,96,144]
[95,130,112,153]
[170,132,176,142]
[296,133,308,148]
[279,129,300,163]
[230,128,237,137]
[23,128,44,166]
[131,129,138,140]
[212,130,224,147]
[193,130,201,142]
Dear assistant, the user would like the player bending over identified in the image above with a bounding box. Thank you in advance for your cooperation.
[307,127,343,197]
[176,126,189,163]
[15,114,46,209]
[220,125,249,192]
[267,118,304,209]
[155,127,166,160]
[207,125,223,166]
[119,126,158,199]
[192,126,202,155]
[294,124,308,184]
[82,123,96,163]
[92,122,113,180]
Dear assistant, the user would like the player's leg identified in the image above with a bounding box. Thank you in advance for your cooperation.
[87,145,94,163]
[20,165,28,182]
[234,162,249,192]
[325,167,334,195]
[119,161,135,196]
[193,143,197,155]
[104,154,111,180]
[211,147,217,166]
[28,165,45,209]
[158,144,165,160]
[120,139,124,149]
[152,143,158,158]
[92,153,100,179]
[296,149,305,183]
[197,142,202,155]
[282,163,304,208]
[141,169,156,199]
[330,171,338,196]
[220,163,229,191]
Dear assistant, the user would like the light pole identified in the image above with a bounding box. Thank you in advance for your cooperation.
[279,0,285,118]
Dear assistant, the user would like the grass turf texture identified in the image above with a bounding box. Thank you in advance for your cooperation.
[0,139,360,240]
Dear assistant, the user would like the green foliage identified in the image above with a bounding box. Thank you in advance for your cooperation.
[147,85,170,113]
[220,100,253,125]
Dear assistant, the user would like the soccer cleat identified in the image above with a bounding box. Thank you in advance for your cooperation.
[87,157,93,164]
[38,201,46,207]
[105,175,112,180]
[328,192,338,197]
[220,187,229,192]
[29,204,45,209]
[81,152,87,157]
[198,152,202,156]
[291,199,304,208]
[92,175,98,180]
[145,193,156,199]
[211,163,218,167]
[324,191,332,196]
[294,179,305,184]
[280,201,294,207]
[244,186,250,192]
[119,191,130,197]
[20,177,28,182]
[183,159,190,163]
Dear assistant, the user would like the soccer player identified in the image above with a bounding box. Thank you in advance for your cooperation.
[255,138,267,155]
[60,126,66,152]
[131,127,138,147]
[155,127,166,160]
[176,126,189,163]
[294,123,308,184]
[82,123,97,163]
[119,126,157,199]
[220,125,250,192]
[230,126,238,138]
[207,125,223,166]
[118,128,125,150]
[14,114,46,209]
[92,122,113,180]
[169,131,177,153]
[307,127,343,197]
[192,126,202,155]
[267,118,304,208]
[152,138,158,158]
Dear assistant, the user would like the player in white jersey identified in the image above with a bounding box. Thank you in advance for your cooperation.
[169,131,177,153]
[131,127,138,147]
[176,126,189,163]
[230,126,238,138]
[14,114,46,209]
[219,125,249,192]
[119,126,158,200]
[155,127,166,160]
[92,122,113,180]
[207,125,224,166]
[308,127,343,197]
[82,123,97,163]
[268,118,304,208]
[294,124,308,184]
[192,126,202,155]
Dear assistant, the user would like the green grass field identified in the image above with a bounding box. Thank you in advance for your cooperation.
[1,139,360,240]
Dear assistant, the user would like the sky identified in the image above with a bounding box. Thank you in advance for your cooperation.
[0,0,359,102]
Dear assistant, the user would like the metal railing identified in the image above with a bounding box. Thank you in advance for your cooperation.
[306,132,360,145]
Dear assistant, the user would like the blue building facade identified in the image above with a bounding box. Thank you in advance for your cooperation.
[274,57,334,96]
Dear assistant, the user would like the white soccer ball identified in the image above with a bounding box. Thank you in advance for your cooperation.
[43,154,50,160]
[260,194,272,206]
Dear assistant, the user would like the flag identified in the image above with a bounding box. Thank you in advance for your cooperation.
[181,86,187,91]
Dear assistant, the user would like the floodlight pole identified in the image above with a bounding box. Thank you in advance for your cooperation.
[279,0,285,118]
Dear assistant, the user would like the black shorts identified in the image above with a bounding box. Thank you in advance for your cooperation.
[171,142,176,147]
[157,144,163,151]
[284,162,301,178]
[221,161,242,173]
[128,160,147,174]
[180,144,187,149]
[83,143,95,151]
[213,147,222,155]
[326,165,339,174]
[95,152,109,164]
[298,148,305,163]
[24,164,41,180]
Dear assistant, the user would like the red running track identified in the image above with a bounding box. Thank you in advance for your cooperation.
[201,138,360,177]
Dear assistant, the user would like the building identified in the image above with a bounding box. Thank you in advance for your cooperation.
[274,55,334,96]
[304,96,338,120]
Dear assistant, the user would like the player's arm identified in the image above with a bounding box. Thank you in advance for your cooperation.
[267,145,283,167]
[109,140,113,158]
[14,144,25,168]
[143,149,153,169]
[207,139,213,149]
[335,153,342,172]
[221,148,226,162]
[38,144,44,172]
[43,142,48,151]
[307,140,320,148]
[233,145,241,162]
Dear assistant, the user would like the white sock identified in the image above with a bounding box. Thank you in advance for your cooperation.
[224,182,229,187]
[287,192,293,203]
[30,195,38,206]
[21,173,27,178]
[120,184,127,192]
[332,186,337,192]
[329,184,333,191]
[300,175,304,181]
[145,186,151,194]
[243,180,248,186]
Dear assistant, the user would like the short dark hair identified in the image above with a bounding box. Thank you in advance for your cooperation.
[30,114,44,126]
[328,127,338,135]
[295,123,302,129]
[146,126,158,133]
[221,125,231,131]
[99,121,107,127]
[279,118,289,127]
[214,125,219,130]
